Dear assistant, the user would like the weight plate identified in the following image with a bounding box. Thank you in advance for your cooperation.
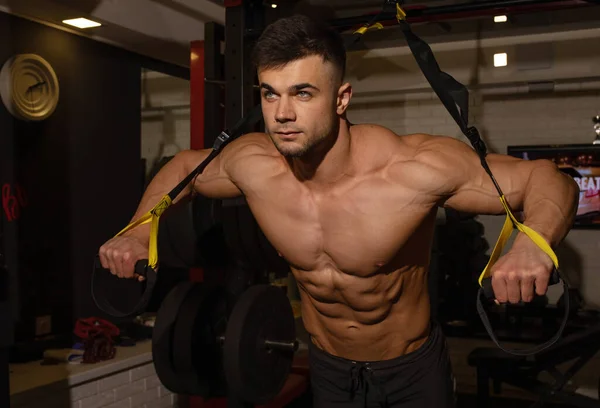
[223,284,296,404]
[151,281,195,394]
[172,284,229,397]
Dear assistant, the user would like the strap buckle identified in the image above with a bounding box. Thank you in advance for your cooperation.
[213,130,232,151]
[383,0,401,13]
[466,127,487,157]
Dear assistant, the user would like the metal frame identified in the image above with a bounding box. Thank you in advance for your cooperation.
[221,3,267,407]
[328,0,595,28]
[224,0,264,131]
[203,22,226,148]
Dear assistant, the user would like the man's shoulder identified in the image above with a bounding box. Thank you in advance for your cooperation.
[225,131,271,152]
[222,132,277,161]
[223,132,283,174]
[353,124,476,176]
[352,124,454,160]
[408,133,477,168]
[352,123,440,146]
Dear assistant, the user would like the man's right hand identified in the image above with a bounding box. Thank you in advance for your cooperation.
[98,235,149,281]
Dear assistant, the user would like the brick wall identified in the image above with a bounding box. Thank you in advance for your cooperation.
[345,25,600,308]
[11,362,180,408]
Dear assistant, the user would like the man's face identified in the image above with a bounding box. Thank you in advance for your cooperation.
[258,55,350,158]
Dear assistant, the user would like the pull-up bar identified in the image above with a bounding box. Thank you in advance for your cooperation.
[329,0,593,29]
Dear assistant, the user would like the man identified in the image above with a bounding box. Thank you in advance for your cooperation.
[99,15,579,408]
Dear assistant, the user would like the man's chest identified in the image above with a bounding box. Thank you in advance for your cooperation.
[244,174,438,274]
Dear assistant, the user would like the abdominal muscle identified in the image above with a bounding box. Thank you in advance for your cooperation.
[293,261,433,362]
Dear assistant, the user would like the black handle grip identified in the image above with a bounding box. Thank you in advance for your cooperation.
[93,256,151,280]
[134,259,150,279]
[482,269,561,300]
[92,256,158,317]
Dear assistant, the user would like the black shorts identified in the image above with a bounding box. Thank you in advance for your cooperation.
[308,321,456,408]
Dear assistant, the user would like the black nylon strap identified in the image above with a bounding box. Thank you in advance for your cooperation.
[399,21,471,135]
[396,13,569,356]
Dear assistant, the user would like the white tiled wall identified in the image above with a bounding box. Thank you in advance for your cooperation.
[141,70,191,178]
[11,362,179,408]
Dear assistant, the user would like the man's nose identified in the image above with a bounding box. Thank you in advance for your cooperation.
[275,97,296,123]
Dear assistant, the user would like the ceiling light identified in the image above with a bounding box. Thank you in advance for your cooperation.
[271,3,277,8]
[494,15,508,23]
[62,18,102,29]
[494,53,507,67]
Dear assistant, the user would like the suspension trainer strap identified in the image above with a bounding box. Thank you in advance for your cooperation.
[393,2,568,355]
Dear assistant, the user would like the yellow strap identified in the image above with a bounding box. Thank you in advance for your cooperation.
[114,195,173,269]
[396,4,407,21]
[478,195,559,286]
[354,22,384,35]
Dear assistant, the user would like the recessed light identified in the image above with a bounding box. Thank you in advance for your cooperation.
[271,3,277,8]
[494,15,508,23]
[494,53,508,67]
[62,18,102,29]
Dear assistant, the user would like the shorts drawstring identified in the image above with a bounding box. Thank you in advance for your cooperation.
[348,362,389,407]
[348,362,364,400]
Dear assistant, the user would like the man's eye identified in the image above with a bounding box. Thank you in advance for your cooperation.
[263,91,275,99]
[297,91,311,98]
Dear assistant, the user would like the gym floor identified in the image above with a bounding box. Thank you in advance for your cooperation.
[285,391,569,408]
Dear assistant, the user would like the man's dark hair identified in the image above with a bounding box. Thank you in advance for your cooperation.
[251,14,346,81]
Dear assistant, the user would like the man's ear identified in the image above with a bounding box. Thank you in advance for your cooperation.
[336,82,352,115]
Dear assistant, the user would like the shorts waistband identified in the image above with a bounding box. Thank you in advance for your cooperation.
[308,320,441,370]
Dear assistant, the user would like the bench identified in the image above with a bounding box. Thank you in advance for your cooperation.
[468,322,600,407]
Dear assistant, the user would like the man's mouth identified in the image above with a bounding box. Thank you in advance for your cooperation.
[276,131,301,140]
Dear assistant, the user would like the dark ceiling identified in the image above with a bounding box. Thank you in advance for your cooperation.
[275,0,600,50]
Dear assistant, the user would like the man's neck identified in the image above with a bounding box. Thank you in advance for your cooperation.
[291,120,353,186]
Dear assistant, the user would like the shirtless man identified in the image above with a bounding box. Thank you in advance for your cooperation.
[99,15,579,408]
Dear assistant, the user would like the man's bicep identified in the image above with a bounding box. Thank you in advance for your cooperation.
[446,148,546,214]
[417,136,528,214]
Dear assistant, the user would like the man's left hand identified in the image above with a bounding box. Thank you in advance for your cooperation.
[490,235,555,304]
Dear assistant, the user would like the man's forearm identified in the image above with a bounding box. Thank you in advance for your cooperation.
[123,151,196,243]
[519,162,579,248]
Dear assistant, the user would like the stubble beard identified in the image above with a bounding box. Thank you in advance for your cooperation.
[268,122,338,159]
[274,137,313,158]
